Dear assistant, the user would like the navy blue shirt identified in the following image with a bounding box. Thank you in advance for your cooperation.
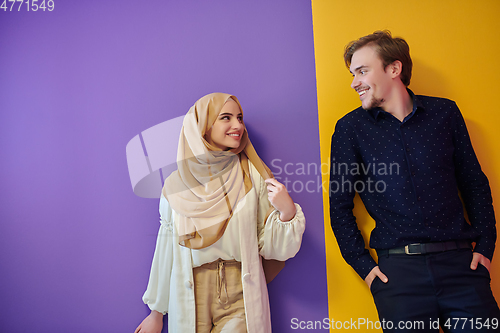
[329,90,496,279]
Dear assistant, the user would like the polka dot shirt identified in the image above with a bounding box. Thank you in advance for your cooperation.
[329,89,496,279]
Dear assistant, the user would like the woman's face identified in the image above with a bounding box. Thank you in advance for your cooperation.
[206,99,244,150]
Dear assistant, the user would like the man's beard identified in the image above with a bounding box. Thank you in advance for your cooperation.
[362,95,384,111]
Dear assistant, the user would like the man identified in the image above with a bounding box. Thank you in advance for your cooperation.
[329,30,500,332]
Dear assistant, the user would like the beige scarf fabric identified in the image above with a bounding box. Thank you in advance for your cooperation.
[163,93,273,249]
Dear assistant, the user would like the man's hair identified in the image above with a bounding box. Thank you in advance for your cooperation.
[344,30,412,86]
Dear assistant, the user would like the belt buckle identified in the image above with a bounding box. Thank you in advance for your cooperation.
[405,243,422,255]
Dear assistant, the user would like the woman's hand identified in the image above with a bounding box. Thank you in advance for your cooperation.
[265,178,296,221]
[134,310,163,333]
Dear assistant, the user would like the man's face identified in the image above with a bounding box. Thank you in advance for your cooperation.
[349,45,394,110]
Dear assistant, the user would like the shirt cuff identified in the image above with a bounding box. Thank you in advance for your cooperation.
[350,253,378,280]
[473,237,496,261]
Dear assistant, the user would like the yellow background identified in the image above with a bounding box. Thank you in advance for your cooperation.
[312,0,500,330]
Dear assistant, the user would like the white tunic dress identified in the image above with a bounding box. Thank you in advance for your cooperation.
[142,162,306,333]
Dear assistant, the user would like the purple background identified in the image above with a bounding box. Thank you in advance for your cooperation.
[0,0,327,332]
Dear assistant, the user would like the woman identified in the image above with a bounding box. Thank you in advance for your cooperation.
[135,93,305,333]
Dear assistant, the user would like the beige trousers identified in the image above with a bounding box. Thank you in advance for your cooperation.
[193,259,247,333]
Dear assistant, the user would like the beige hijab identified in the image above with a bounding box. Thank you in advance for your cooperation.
[163,93,273,249]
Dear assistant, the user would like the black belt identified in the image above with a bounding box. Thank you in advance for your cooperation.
[376,240,471,256]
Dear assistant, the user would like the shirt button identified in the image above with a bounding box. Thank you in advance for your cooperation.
[406,147,410,152]
[417,197,422,201]
[185,280,193,289]
[243,273,251,281]
[411,171,416,176]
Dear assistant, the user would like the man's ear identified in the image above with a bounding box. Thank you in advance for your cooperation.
[389,60,403,78]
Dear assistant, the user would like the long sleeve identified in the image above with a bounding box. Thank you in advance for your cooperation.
[142,195,175,314]
[329,119,376,279]
[255,169,306,261]
[451,105,497,259]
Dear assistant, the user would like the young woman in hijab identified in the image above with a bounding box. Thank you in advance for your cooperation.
[134,93,306,333]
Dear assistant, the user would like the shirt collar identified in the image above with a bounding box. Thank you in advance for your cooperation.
[367,89,425,122]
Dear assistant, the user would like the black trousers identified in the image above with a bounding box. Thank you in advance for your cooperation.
[370,249,500,332]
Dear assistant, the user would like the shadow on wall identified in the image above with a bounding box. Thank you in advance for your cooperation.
[411,59,451,98]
